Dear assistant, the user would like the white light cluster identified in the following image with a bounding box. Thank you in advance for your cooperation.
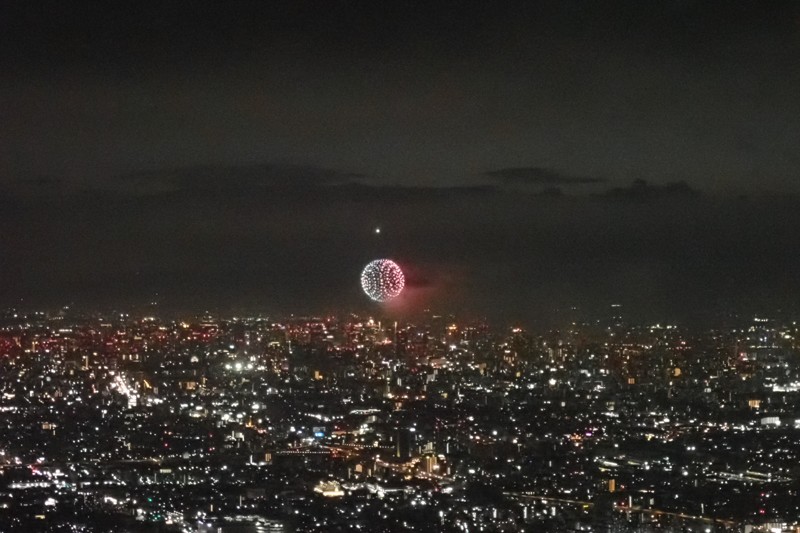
[360,259,405,302]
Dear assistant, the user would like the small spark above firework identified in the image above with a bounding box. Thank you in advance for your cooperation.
[361,259,405,302]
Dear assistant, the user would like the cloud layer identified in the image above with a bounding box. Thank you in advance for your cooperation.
[484,167,606,186]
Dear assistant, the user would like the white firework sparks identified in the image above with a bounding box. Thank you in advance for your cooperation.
[361,259,405,302]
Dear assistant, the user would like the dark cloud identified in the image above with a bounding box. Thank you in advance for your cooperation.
[114,165,500,203]
[4,164,501,202]
[603,179,700,200]
[117,164,365,196]
[484,167,606,186]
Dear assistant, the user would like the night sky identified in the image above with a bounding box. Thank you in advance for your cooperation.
[1,1,800,322]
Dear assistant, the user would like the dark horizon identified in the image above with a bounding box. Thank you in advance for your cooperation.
[4,174,800,326]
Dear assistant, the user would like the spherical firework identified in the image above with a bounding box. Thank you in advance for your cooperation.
[360,259,405,302]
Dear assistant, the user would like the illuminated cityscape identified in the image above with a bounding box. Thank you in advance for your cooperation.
[1,307,800,531]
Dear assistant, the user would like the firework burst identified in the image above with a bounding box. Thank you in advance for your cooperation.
[361,259,405,302]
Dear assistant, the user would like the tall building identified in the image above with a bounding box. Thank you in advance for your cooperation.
[396,428,414,460]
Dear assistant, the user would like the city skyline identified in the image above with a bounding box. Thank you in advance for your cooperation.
[1,306,799,531]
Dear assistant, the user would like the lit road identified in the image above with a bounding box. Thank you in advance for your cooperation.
[505,492,737,527]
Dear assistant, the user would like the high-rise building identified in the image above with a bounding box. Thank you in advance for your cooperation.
[396,428,414,460]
